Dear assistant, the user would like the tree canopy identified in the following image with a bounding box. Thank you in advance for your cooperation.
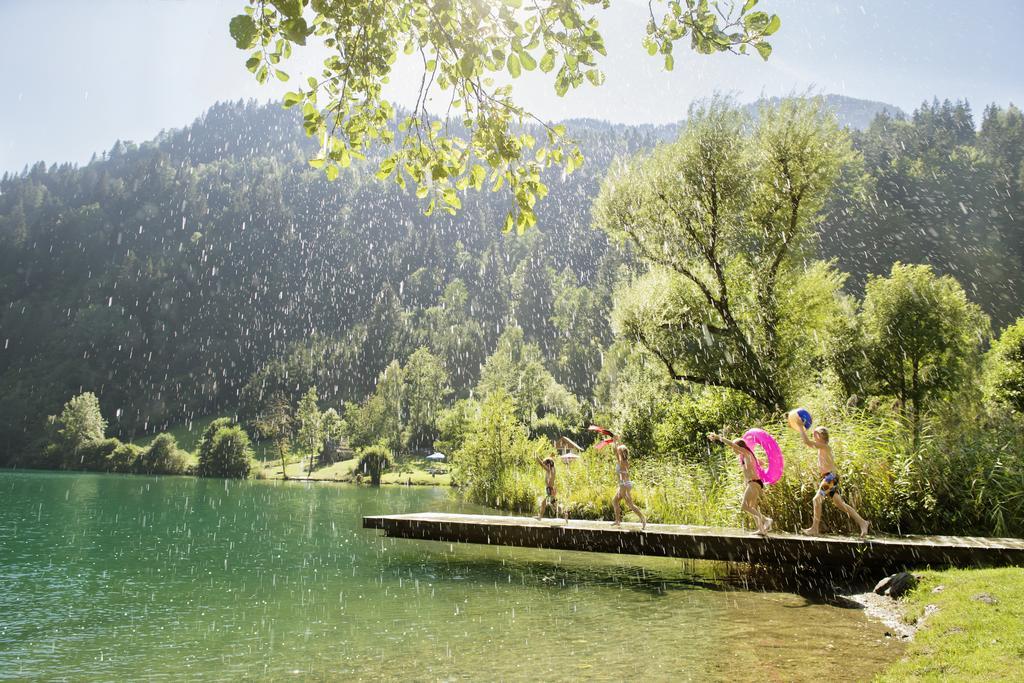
[595,97,855,409]
[860,263,988,433]
[230,0,780,230]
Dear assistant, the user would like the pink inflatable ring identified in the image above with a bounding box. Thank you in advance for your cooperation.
[742,428,785,485]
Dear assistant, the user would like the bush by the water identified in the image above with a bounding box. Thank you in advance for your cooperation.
[33,393,192,476]
[197,422,254,479]
[137,433,190,475]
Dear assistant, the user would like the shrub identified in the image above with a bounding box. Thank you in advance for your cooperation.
[197,425,254,479]
[65,437,120,471]
[107,441,144,473]
[138,433,190,475]
[196,417,237,455]
[986,318,1024,414]
[654,387,759,462]
[356,445,392,486]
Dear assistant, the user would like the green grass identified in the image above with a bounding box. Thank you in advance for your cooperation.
[257,455,451,486]
[877,567,1024,682]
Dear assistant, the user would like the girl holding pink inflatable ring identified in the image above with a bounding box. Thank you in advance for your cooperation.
[707,429,781,535]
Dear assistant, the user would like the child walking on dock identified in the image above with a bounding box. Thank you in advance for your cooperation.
[612,443,646,530]
[798,425,870,538]
[707,432,773,535]
[535,455,567,523]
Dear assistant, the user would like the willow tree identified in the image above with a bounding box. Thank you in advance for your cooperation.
[230,0,781,231]
[594,98,856,409]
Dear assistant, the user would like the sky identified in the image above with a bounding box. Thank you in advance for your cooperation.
[2,0,1022,173]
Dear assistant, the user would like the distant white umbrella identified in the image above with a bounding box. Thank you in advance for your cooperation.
[559,453,580,464]
[427,453,446,461]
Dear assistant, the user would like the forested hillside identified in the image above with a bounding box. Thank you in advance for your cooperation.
[1,95,1022,463]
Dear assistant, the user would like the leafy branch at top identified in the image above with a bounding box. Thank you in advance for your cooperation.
[230,0,781,232]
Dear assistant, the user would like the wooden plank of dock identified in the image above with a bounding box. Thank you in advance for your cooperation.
[364,512,1024,570]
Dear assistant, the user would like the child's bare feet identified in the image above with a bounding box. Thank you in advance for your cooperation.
[611,521,621,527]
[535,515,543,521]
[764,517,773,533]
[802,527,820,536]
[859,520,871,538]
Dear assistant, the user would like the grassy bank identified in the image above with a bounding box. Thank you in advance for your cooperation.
[129,417,451,486]
[877,567,1024,681]
[257,455,452,486]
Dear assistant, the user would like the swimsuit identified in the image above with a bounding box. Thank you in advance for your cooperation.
[817,472,840,498]
[615,463,633,490]
[545,484,557,505]
[740,453,763,489]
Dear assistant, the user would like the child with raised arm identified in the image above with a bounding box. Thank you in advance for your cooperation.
[535,455,567,523]
[611,443,646,530]
[798,425,870,538]
[707,432,773,535]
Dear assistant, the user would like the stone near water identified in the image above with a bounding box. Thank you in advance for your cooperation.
[873,571,918,598]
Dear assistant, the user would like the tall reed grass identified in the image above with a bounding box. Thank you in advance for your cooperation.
[467,400,1024,538]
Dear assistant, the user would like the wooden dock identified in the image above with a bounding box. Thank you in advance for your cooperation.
[364,513,1024,571]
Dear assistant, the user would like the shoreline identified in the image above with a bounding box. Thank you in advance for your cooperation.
[844,589,921,640]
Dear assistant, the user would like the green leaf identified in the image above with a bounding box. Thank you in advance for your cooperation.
[744,11,770,31]
[281,17,309,45]
[585,68,604,86]
[282,91,303,107]
[308,157,326,169]
[325,163,339,181]
[459,54,475,78]
[442,188,462,209]
[245,56,261,72]
[507,53,521,78]
[742,0,758,12]
[519,51,536,71]
[229,15,258,49]
[755,41,772,60]
[275,69,290,82]
[539,51,555,73]
[664,54,674,71]
[554,73,569,97]
[764,15,781,36]
[471,164,486,189]
[271,0,302,18]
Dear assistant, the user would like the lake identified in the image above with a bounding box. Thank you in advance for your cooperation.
[0,471,901,680]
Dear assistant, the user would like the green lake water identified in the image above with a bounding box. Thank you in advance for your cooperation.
[1,471,901,681]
